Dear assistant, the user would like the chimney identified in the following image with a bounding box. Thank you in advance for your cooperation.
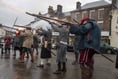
[112,0,118,8]
[57,5,63,15]
[112,0,116,4]
[48,6,54,14]
[76,1,81,10]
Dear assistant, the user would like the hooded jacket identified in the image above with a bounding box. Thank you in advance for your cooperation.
[69,19,101,51]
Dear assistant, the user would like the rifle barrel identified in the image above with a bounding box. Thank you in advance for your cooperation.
[26,12,74,25]
[96,50,114,63]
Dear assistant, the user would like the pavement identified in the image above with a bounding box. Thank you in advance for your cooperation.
[0,49,118,79]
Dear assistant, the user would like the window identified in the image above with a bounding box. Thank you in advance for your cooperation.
[98,9,104,20]
[75,13,80,21]
[73,13,77,20]
[82,11,87,19]
[90,10,95,19]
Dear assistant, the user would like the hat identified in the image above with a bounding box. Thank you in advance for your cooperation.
[80,17,90,25]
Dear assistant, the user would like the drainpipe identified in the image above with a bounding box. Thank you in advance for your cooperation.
[109,11,112,36]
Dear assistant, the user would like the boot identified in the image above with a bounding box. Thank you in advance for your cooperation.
[13,50,16,56]
[53,62,62,74]
[1,48,3,55]
[61,62,66,72]
[72,52,79,65]
[19,53,25,63]
[30,53,34,63]
[26,52,29,58]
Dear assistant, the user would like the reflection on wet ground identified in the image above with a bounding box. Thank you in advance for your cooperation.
[0,50,118,79]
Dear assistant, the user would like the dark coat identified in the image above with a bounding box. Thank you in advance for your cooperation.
[40,44,51,58]
[40,30,52,58]
[33,35,39,48]
[69,19,101,51]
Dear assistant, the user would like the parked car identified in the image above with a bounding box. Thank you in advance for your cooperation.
[100,43,118,54]
[67,42,118,54]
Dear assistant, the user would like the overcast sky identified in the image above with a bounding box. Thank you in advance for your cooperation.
[0,0,111,26]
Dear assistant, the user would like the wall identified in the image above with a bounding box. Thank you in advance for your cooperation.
[110,9,118,47]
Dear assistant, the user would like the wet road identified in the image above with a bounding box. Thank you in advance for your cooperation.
[0,49,118,79]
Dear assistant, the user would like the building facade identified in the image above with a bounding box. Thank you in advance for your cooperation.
[71,0,112,44]
[0,28,6,37]
[110,0,118,47]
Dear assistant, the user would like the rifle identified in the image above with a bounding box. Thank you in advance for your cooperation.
[14,25,28,28]
[73,19,80,25]
[1,25,18,30]
[26,12,75,25]
[95,50,114,63]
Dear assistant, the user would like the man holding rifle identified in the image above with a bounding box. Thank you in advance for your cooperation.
[51,23,69,74]
[69,18,101,79]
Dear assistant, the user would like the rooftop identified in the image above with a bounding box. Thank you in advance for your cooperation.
[72,0,111,12]
[82,0,111,10]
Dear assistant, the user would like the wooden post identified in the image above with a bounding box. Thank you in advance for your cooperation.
[115,52,118,68]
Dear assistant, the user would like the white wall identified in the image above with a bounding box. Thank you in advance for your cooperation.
[0,28,6,37]
[110,9,118,47]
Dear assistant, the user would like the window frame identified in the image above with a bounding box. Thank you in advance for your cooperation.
[82,11,87,19]
[89,10,95,19]
[75,12,80,21]
[98,8,104,20]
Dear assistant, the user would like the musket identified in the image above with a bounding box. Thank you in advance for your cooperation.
[1,25,18,30]
[14,25,27,28]
[0,25,19,34]
[73,19,80,25]
[13,17,28,29]
[26,12,75,25]
[95,50,114,63]
[0,25,26,34]
[13,17,18,27]
[50,50,56,56]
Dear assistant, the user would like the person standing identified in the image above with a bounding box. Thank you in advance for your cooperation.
[4,35,11,54]
[18,31,25,60]
[37,29,52,68]
[32,34,40,55]
[52,23,69,74]
[0,37,3,55]
[12,31,21,56]
[25,34,39,58]
[20,27,34,63]
[72,34,81,65]
[69,18,101,79]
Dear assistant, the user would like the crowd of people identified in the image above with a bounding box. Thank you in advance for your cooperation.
[0,17,101,79]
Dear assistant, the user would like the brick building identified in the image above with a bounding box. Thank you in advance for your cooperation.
[71,0,112,43]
